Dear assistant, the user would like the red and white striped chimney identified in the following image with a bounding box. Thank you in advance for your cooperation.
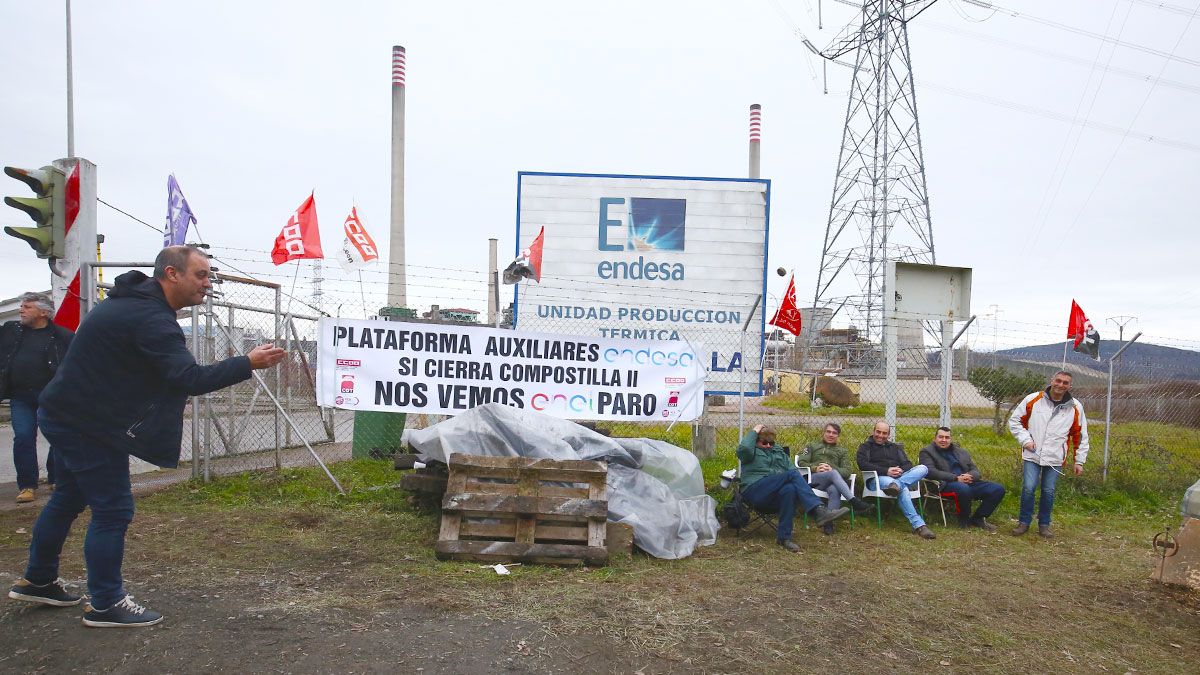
[388,45,407,308]
[748,104,761,179]
[392,45,406,88]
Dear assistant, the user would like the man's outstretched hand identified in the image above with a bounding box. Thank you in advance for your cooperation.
[247,344,287,370]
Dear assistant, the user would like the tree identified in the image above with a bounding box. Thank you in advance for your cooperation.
[968,366,1048,434]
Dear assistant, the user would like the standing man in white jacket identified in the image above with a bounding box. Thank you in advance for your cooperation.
[1008,370,1089,538]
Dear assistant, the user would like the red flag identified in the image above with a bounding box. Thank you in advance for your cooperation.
[502,226,544,284]
[1067,299,1101,359]
[527,226,544,282]
[1067,300,1090,348]
[271,193,323,265]
[769,276,803,336]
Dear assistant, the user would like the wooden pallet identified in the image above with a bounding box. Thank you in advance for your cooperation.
[435,454,608,566]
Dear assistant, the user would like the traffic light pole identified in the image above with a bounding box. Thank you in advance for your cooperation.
[51,158,96,330]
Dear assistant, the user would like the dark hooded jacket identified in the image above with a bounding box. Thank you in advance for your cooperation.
[38,270,251,467]
[918,442,983,486]
[0,320,73,401]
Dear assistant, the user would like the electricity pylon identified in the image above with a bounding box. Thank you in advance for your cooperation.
[807,0,941,370]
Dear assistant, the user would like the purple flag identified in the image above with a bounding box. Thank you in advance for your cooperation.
[163,174,197,247]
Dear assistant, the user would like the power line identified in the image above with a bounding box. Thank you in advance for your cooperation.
[97,198,159,234]
[960,0,1200,66]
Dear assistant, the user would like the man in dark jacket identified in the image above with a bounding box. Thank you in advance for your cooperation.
[856,421,935,539]
[1,292,73,503]
[919,427,1005,531]
[737,424,849,552]
[7,246,285,628]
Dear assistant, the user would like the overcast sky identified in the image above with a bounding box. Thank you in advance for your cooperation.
[1,0,1196,352]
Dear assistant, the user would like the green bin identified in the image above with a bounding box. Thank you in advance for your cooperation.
[352,410,407,459]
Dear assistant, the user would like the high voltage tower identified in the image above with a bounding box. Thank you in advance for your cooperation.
[808,0,941,370]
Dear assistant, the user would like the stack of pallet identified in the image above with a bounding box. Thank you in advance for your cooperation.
[435,454,610,566]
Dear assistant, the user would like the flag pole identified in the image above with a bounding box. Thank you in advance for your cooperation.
[1062,339,1068,369]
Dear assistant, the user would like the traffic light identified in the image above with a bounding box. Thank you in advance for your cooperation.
[3,165,65,258]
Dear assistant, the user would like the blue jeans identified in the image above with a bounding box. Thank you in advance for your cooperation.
[940,480,1006,521]
[10,396,54,489]
[867,465,928,529]
[741,469,822,542]
[807,470,854,509]
[25,417,133,610]
[1018,461,1060,527]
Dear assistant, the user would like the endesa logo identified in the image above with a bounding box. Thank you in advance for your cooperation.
[596,197,687,282]
[603,348,694,367]
[336,359,361,370]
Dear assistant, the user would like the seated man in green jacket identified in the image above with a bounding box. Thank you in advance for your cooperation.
[737,424,850,552]
[796,422,875,534]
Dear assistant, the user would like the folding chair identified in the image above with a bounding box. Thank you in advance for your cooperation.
[919,479,962,527]
[719,467,780,539]
[860,470,923,528]
[795,459,858,529]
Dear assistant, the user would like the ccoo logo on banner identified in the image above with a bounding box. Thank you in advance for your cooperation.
[316,319,706,421]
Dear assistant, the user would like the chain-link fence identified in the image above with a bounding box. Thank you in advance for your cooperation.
[189,249,1200,501]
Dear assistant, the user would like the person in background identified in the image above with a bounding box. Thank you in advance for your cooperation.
[918,426,1005,531]
[1008,370,1089,538]
[0,292,73,503]
[737,424,850,552]
[856,421,935,540]
[795,422,874,534]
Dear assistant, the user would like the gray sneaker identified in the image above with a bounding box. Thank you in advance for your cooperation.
[8,578,82,607]
[777,539,801,553]
[82,595,163,628]
[1011,523,1030,536]
[1038,525,1054,539]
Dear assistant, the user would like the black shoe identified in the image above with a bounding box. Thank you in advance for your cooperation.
[957,516,972,529]
[82,595,163,628]
[850,498,875,516]
[971,518,998,533]
[777,539,801,553]
[8,578,82,607]
[811,505,850,527]
[821,523,834,536]
[882,483,903,498]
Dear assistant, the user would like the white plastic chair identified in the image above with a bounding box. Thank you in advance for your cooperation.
[795,459,858,528]
[860,470,922,528]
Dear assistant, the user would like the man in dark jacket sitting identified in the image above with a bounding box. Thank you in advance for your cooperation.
[919,426,1005,531]
[7,246,285,628]
[856,421,935,539]
[737,424,849,552]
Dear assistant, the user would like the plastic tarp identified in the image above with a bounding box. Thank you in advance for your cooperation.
[406,404,719,559]
[1184,478,1200,519]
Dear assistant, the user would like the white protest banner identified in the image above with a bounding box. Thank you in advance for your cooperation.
[316,319,706,421]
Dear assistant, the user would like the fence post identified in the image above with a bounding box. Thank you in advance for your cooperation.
[203,290,214,482]
[1103,331,1142,481]
[274,285,282,469]
[191,305,200,480]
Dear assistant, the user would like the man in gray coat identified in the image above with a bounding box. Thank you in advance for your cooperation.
[918,427,1005,531]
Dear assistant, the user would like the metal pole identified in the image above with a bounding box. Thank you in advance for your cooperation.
[274,286,282,468]
[284,313,293,446]
[737,295,762,440]
[190,305,200,479]
[227,304,237,455]
[1103,331,1142,481]
[203,290,213,481]
[493,271,502,329]
[487,238,499,326]
[940,320,952,428]
[65,0,75,159]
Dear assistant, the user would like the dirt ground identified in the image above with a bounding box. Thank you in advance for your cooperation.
[1,468,1198,674]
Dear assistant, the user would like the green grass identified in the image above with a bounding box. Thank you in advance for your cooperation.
[4,456,1195,672]
[762,396,994,419]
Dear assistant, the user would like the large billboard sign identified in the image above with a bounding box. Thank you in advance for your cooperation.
[513,172,769,395]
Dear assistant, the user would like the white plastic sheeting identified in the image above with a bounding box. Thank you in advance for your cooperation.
[406,404,719,559]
